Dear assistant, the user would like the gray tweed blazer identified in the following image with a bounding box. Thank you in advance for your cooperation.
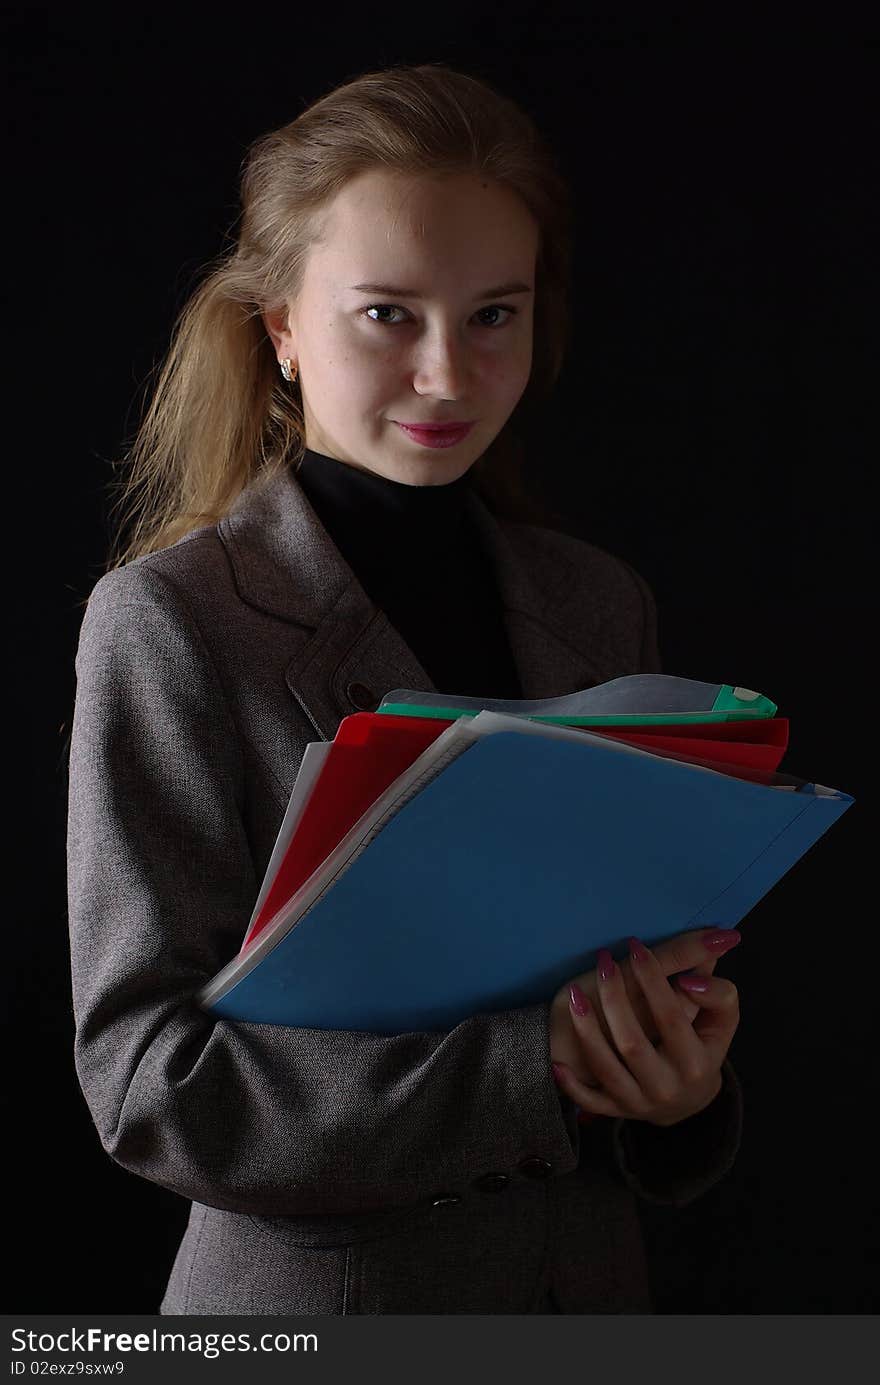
[66,463,743,1315]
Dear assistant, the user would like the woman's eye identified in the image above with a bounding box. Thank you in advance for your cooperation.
[363,304,517,328]
[475,305,517,327]
[364,304,408,325]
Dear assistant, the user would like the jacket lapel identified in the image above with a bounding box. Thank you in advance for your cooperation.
[463,492,621,698]
[220,464,614,741]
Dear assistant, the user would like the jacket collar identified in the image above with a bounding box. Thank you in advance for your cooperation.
[219,464,613,739]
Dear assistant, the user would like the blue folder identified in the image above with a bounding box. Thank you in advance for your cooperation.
[203,726,852,1034]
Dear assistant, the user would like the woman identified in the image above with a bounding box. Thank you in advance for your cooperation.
[67,62,744,1315]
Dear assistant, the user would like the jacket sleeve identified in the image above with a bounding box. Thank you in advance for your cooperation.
[66,562,581,1218]
[598,1056,744,1208]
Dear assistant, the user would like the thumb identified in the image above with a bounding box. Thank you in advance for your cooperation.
[674,973,740,1062]
[674,952,720,1022]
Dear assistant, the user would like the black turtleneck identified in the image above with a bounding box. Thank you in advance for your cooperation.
[293,448,523,700]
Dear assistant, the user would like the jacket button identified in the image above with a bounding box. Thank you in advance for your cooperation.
[431,1193,462,1208]
[347,681,378,711]
[473,1172,510,1193]
[518,1157,554,1179]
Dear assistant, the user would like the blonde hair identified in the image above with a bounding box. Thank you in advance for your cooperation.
[105,62,575,572]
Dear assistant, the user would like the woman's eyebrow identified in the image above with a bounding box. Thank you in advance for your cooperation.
[349,281,533,299]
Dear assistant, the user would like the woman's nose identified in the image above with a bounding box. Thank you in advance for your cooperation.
[411,333,472,397]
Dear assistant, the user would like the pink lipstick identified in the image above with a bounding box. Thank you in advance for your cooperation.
[394,421,475,449]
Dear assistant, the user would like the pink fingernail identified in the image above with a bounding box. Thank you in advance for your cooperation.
[569,983,591,1016]
[702,929,742,954]
[598,948,616,981]
[677,972,711,993]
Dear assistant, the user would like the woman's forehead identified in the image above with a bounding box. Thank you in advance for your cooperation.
[310,170,539,280]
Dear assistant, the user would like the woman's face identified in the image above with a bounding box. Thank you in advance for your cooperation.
[263,168,539,486]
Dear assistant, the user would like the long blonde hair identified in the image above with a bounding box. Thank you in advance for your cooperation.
[105,62,575,572]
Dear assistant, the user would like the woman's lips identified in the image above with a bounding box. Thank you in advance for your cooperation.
[394,421,475,449]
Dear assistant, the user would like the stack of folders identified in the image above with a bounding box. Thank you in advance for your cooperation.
[197,674,854,1035]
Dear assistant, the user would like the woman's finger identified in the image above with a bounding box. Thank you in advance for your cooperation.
[586,947,673,1105]
[666,954,719,1024]
[563,972,650,1116]
[626,936,714,1079]
[555,1060,630,1122]
[559,937,738,1125]
[584,946,716,1045]
[620,931,735,1035]
[674,970,741,1064]
[684,952,720,979]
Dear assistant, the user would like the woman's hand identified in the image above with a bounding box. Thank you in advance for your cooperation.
[551,934,741,1127]
[548,928,741,1091]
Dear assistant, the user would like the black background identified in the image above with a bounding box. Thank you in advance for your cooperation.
[5,5,875,1312]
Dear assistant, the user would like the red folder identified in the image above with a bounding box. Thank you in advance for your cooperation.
[242,715,446,949]
[577,716,789,770]
[242,713,790,951]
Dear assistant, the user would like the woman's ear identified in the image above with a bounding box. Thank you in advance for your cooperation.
[261,303,293,358]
